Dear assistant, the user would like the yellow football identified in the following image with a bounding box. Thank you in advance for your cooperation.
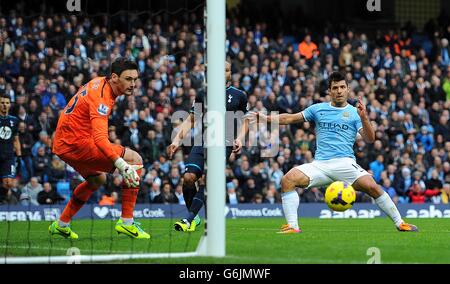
[324,181,356,212]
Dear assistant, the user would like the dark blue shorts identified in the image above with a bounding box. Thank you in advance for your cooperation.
[0,156,16,179]
[184,146,233,178]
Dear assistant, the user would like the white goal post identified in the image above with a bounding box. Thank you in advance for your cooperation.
[203,0,226,257]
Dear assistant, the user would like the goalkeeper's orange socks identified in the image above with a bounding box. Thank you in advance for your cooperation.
[59,168,141,227]
[120,168,142,222]
[59,181,98,225]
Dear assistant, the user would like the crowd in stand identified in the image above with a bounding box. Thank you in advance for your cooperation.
[0,5,449,206]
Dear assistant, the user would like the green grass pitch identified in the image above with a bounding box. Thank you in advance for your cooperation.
[1,218,450,264]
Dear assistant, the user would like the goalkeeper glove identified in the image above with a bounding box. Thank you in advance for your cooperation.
[114,158,143,188]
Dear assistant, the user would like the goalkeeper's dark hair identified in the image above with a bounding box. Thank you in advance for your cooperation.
[327,71,347,89]
[110,57,138,77]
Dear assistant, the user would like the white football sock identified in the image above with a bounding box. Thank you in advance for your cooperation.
[375,191,403,227]
[121,217,134,225]
[281,190,300,229]
[58,219,70,228]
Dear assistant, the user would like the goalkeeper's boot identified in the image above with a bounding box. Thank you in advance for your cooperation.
[48,221,79,239]
[277,223,301,234]
[115,219,150,239]
[397,222,418,232]
[174,218,197,232]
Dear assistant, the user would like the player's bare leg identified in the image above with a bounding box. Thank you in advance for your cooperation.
[115,148,150,239]
[278,168,309,234]
[352,175,418,232]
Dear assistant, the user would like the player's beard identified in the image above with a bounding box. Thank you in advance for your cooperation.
[335,101,344,107]
[334,94,347,107]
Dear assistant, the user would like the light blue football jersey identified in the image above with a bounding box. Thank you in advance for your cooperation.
[302,102,363,160]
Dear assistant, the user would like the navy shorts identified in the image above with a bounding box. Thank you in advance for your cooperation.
[184,146,233,178]
[0,157,16,179]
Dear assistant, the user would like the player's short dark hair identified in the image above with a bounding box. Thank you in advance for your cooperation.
[0,93,11,101]
[327,71,347,89]
[110,57,138,77]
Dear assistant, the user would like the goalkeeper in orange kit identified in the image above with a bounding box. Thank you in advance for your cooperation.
[49,57,149,239]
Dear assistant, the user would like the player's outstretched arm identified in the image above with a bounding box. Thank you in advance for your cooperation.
[167,113,195,159]
[247,111,304,125]
[357,95,375,143]
[233,117,250,153]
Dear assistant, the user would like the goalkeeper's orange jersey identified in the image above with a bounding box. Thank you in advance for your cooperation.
[53,77,120,161]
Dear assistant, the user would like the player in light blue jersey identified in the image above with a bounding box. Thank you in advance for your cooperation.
[250,72,417,233]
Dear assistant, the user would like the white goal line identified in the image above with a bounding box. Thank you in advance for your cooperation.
[1,251,200,264]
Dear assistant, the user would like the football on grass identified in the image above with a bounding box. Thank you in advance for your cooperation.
[324,181,356,212]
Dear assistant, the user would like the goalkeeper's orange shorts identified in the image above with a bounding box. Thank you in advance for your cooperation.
[57,139,125,179]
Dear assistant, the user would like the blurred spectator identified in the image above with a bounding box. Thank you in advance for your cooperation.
[438,38,450,67]
[41,83,66,109]
[395,167,412,203]
[31,131,51,157]
[153,182,178,204]
[105,175,123,196]
[415,126,434,152]
[441,184,450,204]
[298,35,319,60]
[99,192,118,206]
[226,181,239,205]
[426,169,443,191]
[240,178,261,203]
[122,120,142,151]
[339,43,353,71]
[277,85,297,113]
[174,184,185,205]
[424,169,443,203]
[140,130,160,166]
[268,162,283,191]
[0,179,20,205]
[148,179,161,203]
[19,177,43,206]
[168,167,181,189]
[48,156,66,184]
[264,183,281,204]
[0,56,20,82]
[17,121,34,182]
[369,154,385,183]
[381,178,398,204]
[33,146,51,182]
[252,193,264,204]
[300,187,325,203]
[37,182,64,204]
[408,182,426,204]
[427,156,444,180]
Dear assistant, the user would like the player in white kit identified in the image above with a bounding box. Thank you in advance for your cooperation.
[249,72,417,233]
